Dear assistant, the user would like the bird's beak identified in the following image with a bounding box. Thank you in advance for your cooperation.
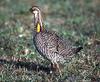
[29,7,33,13]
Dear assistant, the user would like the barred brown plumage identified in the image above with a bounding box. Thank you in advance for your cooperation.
[30,6,83,75]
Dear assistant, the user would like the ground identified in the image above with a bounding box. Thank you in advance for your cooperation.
[0,0,100,82]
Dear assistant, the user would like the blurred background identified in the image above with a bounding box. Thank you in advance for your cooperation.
[0,0,100,82]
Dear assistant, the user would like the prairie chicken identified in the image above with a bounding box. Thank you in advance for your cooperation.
[30,6,82,74]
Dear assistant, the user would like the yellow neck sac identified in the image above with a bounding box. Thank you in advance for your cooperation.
[36,23,41,32]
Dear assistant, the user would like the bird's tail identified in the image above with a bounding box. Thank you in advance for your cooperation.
[72,46,83,54]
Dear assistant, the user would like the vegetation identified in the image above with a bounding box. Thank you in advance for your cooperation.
[0,0,100,82]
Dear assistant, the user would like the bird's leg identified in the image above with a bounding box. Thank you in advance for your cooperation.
[55,62,62,76]
[51,62,62,76]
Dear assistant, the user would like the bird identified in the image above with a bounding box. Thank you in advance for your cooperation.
[30,6,83,75]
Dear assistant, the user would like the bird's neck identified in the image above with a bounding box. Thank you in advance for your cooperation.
[34,12,44,33]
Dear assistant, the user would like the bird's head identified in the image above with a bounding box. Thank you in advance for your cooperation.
[30,6,43,32]
[30,6,40,18]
